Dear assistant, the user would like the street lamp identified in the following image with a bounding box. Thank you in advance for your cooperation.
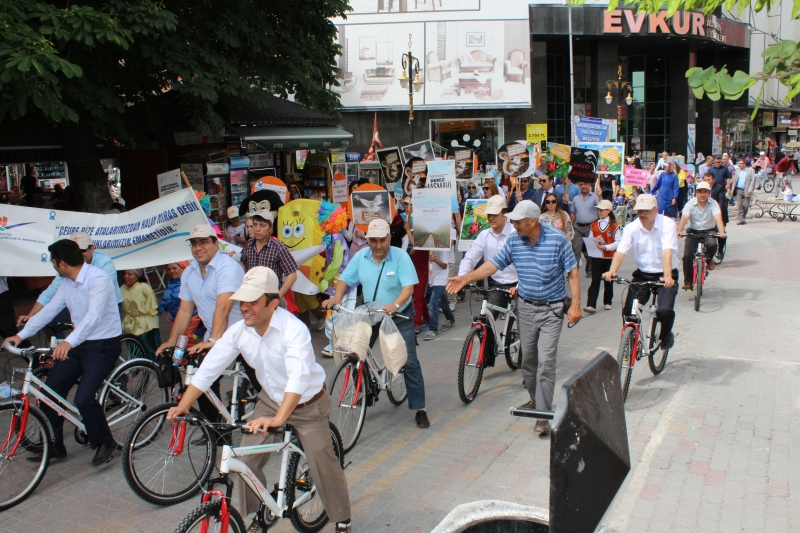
[398,34,423,143]
[605,65,634,142]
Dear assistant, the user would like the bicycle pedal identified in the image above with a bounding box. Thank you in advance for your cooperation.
[342,460,352,470]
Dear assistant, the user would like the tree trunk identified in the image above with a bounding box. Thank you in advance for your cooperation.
[59,124,112,213]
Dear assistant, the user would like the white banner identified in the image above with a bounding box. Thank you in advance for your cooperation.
[0,188,207,276]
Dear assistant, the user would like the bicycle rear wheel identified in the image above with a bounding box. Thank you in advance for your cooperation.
[0,403,52,511]
[616,327,636,402]
[120,334,147,363]
[694,258,704,312]
[122,402,216,506]
[101,359,168,448]
[458,326,485,404]
[648,320,669,375]
[328,357,367,453]
[764,177,775,193]
[386,370,407,406]
[503,315,522,370]
[173,499,246,533]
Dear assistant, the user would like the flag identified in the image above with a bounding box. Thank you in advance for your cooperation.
[473,152,480,175]
[371,113,382,150]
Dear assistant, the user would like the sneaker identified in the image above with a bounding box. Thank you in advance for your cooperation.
[441,320,455,331]
[415,410,430,428]
[604,304,612,310]
[535,420,551,436]
[314,317,326,331]
[321,347,332,357]
[335,522,353,533]
[583,306,596,314]
[517,400,535,410]
[457,295,465,302]
[661,332,675,350]
[423,330,439,341]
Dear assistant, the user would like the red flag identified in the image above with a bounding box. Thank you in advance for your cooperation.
[371,113,383,150]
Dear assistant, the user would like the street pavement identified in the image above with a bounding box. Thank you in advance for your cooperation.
[1,204,799,532]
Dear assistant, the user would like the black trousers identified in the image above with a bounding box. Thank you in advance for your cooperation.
[683,231,718,284]
[587,258,613,307]
[40,337,121,449]
[623,269,679,341]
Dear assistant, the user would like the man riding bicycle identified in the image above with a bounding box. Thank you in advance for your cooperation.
[458,195,518,317]
[676,182,726,291]
[6,239,122,467]
[603,194,679,350]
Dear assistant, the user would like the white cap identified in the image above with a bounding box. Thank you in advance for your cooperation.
[504,200,540,221]
[69,231,93,250]
[230,267,280,302]
[595,200,614,210]
[760,151,766,155]
[252,206,274,223]
[484,195,507,215]
[632,194,658,211]
[365,218,390,238]
[227,206,240,219]
[696,181,711,191]
[186,224,217,240]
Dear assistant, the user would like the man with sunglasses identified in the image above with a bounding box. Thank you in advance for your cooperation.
[507,175,536,211]
[532,174,566,210]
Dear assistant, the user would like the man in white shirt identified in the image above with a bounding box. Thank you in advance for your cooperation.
[677,182,726,290]
[167,267,352,533]
[655,151,670,171]
[604,194,679,350]
[6,239,123,467]
[458,195,518,317]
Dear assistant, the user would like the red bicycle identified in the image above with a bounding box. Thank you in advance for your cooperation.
[680,231,720,312]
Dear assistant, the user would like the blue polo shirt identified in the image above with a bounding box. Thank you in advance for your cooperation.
[491,224,576,302]
[340,246,418,312]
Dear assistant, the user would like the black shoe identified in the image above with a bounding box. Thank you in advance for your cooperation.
[90,442,115,467]
[661,332,675,351]
[415,410,430,428]
[27,443,67,462]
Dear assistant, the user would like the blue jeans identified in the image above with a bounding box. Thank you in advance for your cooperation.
[369,311,426,410]
[428,286,454,332]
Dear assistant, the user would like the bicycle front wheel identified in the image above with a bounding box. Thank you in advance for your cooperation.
[101,358,168,448]
[648,320,670,375]
[458,326,485,404]
[616,327,636,402]
[694,258,704,312]
[329,357,367,453]
[0,403,52,511]
[504,315,522,370]
[120,334,147,363]
[386,370,407,406]
[764,177,775,193]
[122,402,216,506]
[173,499,246,533]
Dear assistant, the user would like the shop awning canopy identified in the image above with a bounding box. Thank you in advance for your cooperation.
[227,126,353,151]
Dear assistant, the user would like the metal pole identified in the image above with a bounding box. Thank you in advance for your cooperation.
[567,2,576,146]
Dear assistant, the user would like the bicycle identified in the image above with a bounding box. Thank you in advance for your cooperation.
[762,170,792,195]
[122,347,259,506]
[0,341,166,511]
[171,416,343,533]
[457,285,522,404]
[327,304,408,453]
[680,231,720,312]
[610,278,671,402]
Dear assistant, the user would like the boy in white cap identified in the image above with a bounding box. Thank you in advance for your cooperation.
[225,206,246,245]
[168,267,352,533]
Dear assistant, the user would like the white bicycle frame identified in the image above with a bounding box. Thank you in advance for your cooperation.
[219,429,310,517]
[477,296,519,359]
[181,361,254,423]
[630,296,659,357]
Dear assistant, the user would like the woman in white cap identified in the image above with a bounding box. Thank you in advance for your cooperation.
[584,200,620,313]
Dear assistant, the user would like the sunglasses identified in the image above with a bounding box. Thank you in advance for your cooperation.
[482,186,490,190]
[544,200,558,205]
[468,186,476,190]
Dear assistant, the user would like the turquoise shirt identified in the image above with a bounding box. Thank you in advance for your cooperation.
[340,246,418,312]
[37,250,123,306]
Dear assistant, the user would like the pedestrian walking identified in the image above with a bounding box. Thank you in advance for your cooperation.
[424,226,457,341]
[651,161,679,217]
[583,200,620,313]
[732,159,756,225]
[569,181,599,278]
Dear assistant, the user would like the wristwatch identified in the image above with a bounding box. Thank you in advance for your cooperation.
[208,337,217,345]
[392,303,400,309]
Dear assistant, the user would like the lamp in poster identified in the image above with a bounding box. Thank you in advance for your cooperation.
[402,157,428,197]
[458,199,489,252]
[567,147,599,184]
[377,147,403,190]
[546,143,571,181]
[347,184,396,231]
[577,142,624,174]
[411,187,452,251]
[425,160,459,213]
[447,147,474,181]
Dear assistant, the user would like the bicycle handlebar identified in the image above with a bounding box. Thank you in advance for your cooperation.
[679,232,721,238]
[611,277,664,287]
[467,284,514,295]
[173,415,287,435]
[329,303,409,321]
[3,342,34,356]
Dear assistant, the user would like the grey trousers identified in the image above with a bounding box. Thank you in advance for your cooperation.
[517,299,565,411]
[572,223,591,270]
[736,188,751,223]
[233,389,351,523]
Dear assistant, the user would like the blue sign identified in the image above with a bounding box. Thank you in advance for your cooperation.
[345,153,361,162]
[574,117,611,143]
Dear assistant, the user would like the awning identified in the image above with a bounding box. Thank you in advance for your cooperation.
[228,126,353,151]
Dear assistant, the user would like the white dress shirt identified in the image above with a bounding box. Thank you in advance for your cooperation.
[19,263,122,347]
[192,308,325,405]
[459,221,518,284]
[617,215,679,273]
[179,252,244,339]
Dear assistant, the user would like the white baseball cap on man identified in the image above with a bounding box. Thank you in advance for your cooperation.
[69,231,93,250]
[632,194,658,211]
[252,206,274,223]
[230,266,281,302]
[227,206,240,219]
[186,224,217,240]
[484,195,507,215]
[504,199,541,221]
[365,219,391,238]
[695,182,711,191]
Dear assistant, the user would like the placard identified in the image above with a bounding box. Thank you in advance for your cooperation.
[402,157,428,198]
[425,160,459,213]
[526,123,548,144]
[458,199,489,252]
[568,147,599,184]
[546,143,571,181]
[497,142,530,180]
[377,147,403,192]
[411,188,452,251]
[623,166,648,188]
[180,163,204,192]
[577,142,624,174]
[447,147,474,181]
[348,185,395,232]
[574,116,611,143]
[401,140,436,163]
[157,169,182,197]
[332,172,348,204]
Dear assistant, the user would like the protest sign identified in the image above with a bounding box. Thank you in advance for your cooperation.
[157,169,182,197]
[401,140,436,162]
[497,142,531,180]
[574,116,615,143]
[526,123,547,144]
[0,188,207,276]
[458,199,489,252]
[180,164,204,192]
[412,188,451,251]
[425,160,459,213]
[578,142,625,174]
[447,147,474,181]
[546,143,572,181]
[568,147,600,184]
[623,166,648,188]
[402,157,428,197]
[347,184,395,232]
[377,147,403,197]
[332,172,348,204]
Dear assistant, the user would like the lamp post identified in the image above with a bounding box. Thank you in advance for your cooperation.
[604,65,634,144]
[398,34,423,143]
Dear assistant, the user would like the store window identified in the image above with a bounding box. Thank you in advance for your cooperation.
[430,118,504,168]
[721,111,753,156]
[620,54,670,163]
[547,54,567,144]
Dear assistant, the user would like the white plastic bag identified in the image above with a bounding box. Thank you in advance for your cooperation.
[378,315,408,375]
[331,308,372,364]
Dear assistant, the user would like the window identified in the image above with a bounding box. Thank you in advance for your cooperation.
[547,54,567,144]
[620,54,670,163]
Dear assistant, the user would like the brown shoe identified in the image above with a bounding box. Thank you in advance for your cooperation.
[707,261,715,271]
[683,284,693,291]
[534,420,551,436]
[518,400,535,410]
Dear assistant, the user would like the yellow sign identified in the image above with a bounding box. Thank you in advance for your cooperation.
[526,124,547,143]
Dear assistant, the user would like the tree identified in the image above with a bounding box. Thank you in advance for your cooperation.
[571,0,800,117]
[0,0,350,212]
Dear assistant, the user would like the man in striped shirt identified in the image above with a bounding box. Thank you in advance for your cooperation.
[447,200,582,436]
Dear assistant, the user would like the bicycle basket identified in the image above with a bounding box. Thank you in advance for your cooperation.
[155,355,179,388]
